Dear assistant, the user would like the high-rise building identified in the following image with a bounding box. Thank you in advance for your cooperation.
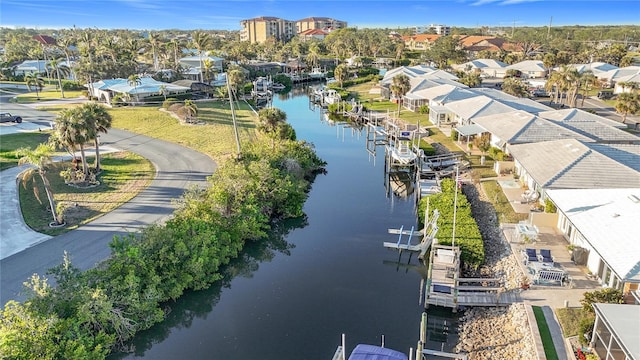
[429,24,451,36]
[296,17,347,33]
[240,16,296,43]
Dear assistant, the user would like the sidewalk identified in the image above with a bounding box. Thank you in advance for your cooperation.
[0,145,120,260]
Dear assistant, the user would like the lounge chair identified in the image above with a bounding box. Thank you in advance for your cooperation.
[523,248,538,264]
[538,249,554,263]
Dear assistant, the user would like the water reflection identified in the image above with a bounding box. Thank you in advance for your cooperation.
[110,216,308,359]
[113,85,460,360]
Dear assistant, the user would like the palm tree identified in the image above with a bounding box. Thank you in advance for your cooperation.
[333,64,348,88]
[579,70,598,106]
[25,72,45,100]
[614,92,640,124]
[390,74,411,114]
[17,143,64,226]
[158,84,168,100]
[305,44,320,69]
[257,107,287,148]
[127,74,142,103]
[82,102,112,173]
[54,107,92,177]
[227,65,245,100]
[192,31,212,83]
[183,100,198,122]
[48,57,71,98]
[148,32,162,71]
[57,36,77,80]
[202,59,216,84]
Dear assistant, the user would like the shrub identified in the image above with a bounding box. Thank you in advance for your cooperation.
[450,129,458,141]
[111,94,126,106]
[355,67,379,77]
[419,105,430,114]
[544,199,557,213]
[163,98,180,109]
[61,80,84,91]
[418,179,485,268]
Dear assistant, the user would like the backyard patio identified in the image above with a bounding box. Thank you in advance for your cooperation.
[502,224,601,290]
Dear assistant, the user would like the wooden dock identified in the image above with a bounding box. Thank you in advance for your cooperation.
[423,242,521,311]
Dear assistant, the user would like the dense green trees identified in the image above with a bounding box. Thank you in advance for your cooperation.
[424,36,467,69]
[1,132,326,358]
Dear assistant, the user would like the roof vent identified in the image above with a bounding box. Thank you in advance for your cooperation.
[612,213,620,218]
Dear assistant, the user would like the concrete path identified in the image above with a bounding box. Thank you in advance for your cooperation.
[1,103,217,305]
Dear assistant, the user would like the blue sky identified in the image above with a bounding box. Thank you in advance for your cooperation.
[1,0,638,31]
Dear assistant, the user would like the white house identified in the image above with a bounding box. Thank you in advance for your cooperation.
[598,66,640,89]
[546,188,640,295]
[590,304,640,359]
[452,58,509,78]
[506,60,547,79]
[507,139,640,198]
[87,77,191,103]
[13,60,49,76]
[178,54,224,81]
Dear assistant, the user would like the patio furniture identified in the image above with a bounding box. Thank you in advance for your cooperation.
[538,249,554,263]
[530,261,567,285]
[514,223,539,242]
[522,248,538,264]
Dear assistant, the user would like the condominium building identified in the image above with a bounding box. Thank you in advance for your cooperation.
[430,24,451,35]
[415,24,451,35]
[240,16,296,43]
[296,17,347,33]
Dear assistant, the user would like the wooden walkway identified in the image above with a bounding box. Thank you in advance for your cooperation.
[423,243,521,311]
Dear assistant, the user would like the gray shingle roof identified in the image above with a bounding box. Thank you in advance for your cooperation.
[472,110,592,145]
[507,139,640,189]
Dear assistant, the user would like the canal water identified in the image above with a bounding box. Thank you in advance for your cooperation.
[115,86,458,360]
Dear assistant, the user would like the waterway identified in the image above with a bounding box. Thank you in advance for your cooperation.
[115,86,458,360]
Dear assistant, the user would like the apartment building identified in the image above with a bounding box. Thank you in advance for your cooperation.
[296,17,347,33]
[240,16,296,43]
[429,24,451,35]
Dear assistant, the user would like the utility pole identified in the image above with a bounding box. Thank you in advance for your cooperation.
[547,16,552,40]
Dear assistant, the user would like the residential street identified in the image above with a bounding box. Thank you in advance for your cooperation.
[0,101,217,305]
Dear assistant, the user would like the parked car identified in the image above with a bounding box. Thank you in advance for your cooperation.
[597,91,615,100]
[0,113,22,123]
[530,89,549,97]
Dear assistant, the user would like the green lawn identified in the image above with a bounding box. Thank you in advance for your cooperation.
[555,307,583,338]
[38,100,260,160]
[0,132,52,170]
[12,89,85,103]
[481,180,528,223]
[19,152,154,236]
[110,101,258,159]
[532,306,560,360]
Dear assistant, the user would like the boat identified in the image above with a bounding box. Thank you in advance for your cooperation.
[389,171,415,198]
[386,140,418,166]
[418,177,441,197]
[323,89,341,105]
[332,335,408,360]
[271,82,286,91]
[309,67,327,79]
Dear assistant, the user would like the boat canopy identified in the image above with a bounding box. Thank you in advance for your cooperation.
[348,344,408,360]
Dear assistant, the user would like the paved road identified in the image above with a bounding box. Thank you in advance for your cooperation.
[0,102,217,305]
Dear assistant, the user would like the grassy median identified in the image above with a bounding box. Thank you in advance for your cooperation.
[18,152,154,235]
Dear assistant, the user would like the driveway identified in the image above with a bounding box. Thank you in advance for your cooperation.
[0,104,217,305]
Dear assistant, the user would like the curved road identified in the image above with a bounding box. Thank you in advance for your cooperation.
[0,101,217,305]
